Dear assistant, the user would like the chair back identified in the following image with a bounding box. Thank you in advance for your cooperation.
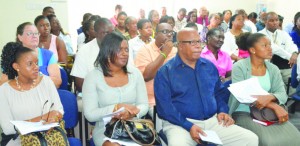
[59,68,68,90]
[291,64,299,88]
[57,89,78,129]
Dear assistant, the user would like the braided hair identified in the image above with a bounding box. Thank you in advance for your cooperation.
[1,42,33,79]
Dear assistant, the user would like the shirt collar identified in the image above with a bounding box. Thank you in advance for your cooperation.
[173,53,206,68]
[202,46,222,55]
[266,28,278,35]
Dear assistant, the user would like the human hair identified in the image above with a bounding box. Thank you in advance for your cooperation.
[115,4,122,11]
[293,12,300,31]
[90,15,101,21]
[47,14,66,35]
[206,28,224,42]
[137,19,150,29]
[94,18,112,33]
[94,32,128,77]
[248,12,258,19]
[82,13,92,25]
[223,10,232,16]
[178,8,187,14]
[83,18,96,43]
[34,15,48,26]
[278,15,284,22]
[229,14,241,29]
[16,22,33,43]
[117,11,127,19]
[43,6,53,13]
[186,11,196,22]
[185,22,198,31]
[235,9,247,17]
[159,15,174,24]
[125,16,136,32]
[209,13,219,21]
[148,10,156,22]
[236,32,251,51]
[1,42,34,79]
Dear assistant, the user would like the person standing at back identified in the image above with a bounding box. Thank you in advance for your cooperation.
[110,4,122,27]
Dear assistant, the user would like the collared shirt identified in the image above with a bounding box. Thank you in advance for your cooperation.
[174,18,187,32]
[135,42,177,107]
[154,54,229,131]
[221,29,248,56]
[259,28,298,60]
[128,36,155,65]
[197,16,209,26]
[201,47,232,77]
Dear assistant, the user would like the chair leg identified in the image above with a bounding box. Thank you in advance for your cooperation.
[78,112,83,141]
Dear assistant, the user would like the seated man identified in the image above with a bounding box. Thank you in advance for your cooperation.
[154,28,258,146]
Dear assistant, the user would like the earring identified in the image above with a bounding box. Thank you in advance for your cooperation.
[16,69,20,72]
[253,52,256,54]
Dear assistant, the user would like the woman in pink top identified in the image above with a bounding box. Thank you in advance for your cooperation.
[201,28,232,82]
[34,15,67,64]
[236,32,251,58]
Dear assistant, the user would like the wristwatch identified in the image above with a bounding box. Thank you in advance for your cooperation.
[293,51,299,55]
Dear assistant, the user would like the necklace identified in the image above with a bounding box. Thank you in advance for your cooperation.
[15,77,36,91]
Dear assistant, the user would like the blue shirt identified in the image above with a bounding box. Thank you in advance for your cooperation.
[290,30,300,51]
[154,54,229,131]
[38,48,57,76]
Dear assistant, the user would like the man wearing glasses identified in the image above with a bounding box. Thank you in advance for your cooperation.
[154,28,258,146]
[135,23,177,118]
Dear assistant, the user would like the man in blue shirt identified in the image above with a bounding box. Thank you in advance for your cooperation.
[154,28,258,146]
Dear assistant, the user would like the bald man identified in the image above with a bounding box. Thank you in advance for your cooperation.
[154,28,258,146]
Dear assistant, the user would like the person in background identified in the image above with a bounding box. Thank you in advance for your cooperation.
[48,14,74,55]
[0,22,61,88]
[290,12,300,51]
[236,9,257,33]
[138,9,145,20]
[161,6,167,18]
[42,6,55,16]
[220,10,232,32]
[128,19,154,64]
[135,23,177,117]
[159,15,177,42]
[236,32,251,59]
[110,4,122,26]
[229,33,300,146]
[221,14,248,61]
[83,32,148,146]
[34,15,68,64]
[124,16,138,40]
[148,10,160,38]
[197,6,209,26]
[115,11,127,35]
[248,12,258,24]
[174,8,187,32]
[200,13,222,42]
[0,42,64,146]
[278,15,284,30]
[77,15,101,49]
[186,11,203,33]
[77,13,92,35]
[154,28,258,146]
[256,11,267,32]
[201,28,232,82]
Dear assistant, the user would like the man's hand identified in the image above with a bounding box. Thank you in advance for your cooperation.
[190,125,206,144]
[289,53,298,67]
[217,113,235,127]
[161,39,173,56]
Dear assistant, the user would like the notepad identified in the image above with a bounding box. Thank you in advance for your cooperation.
[199,130,223,145]
[10,121,59,135]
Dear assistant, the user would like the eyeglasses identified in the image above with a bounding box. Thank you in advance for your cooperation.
[25,32,40,37]
[179,40,206,47]
[157,30,175,36]
[39,100,55,122]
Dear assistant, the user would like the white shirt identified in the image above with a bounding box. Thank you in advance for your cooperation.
[77,33,86,50]
[221,29,248,56]
[71,38,99,79]
[174,18,187,32]
[128,36,154,65]
[245,20,257,33]
[259,28,298,60]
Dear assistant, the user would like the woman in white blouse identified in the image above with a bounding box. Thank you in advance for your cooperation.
[82,32,149,146]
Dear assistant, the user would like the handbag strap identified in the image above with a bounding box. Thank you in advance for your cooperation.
[122,120,157,146]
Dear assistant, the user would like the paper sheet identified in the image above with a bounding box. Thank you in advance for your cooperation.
[10,121,59,135]
[103,137,141,146]
[199,130,223,145]
[102,107,125,126]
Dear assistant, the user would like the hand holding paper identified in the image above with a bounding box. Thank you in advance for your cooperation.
[199,130,223,145]
[10,121,59,135]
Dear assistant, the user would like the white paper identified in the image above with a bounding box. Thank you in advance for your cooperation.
[102,107,125,126]
[199,130,223,145]
[228,77,269,103]
[10,121,59,135]
[103,137,141,146]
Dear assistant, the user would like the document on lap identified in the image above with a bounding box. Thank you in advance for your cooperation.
[102,107,125,126]
[10,121,59,135]
[199,130,223,145]
[228,77,269,103]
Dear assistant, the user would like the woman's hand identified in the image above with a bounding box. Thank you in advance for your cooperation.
[43,110,62,124]
[113,104,140,120]
[252,95,276,109]
[272,104,289,124]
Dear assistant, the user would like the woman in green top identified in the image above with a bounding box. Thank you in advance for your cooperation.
[229,33,300,146]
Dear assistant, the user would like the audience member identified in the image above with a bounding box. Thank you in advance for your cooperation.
[135,23,177,116]
[174,8,187,32]
[197,6,209,26]
[159,15,177,42]
[200,13,222,42]
[148,10,160,38]
[236,32,251,58]
[290,12,300,50]
[229,33,300,146]
[186,11,203,33]
[34,15,68,64]
[259,12,298,93]
[77,15,101,49]
[0,42,64,145]
[115,11,127,35]
[48,14,74,55]
[256,11,267,32]
[83,32,148,146]
[77,13,92,34]
[278,15,284,30]
[42,6,55,16]
[161,6,167,17]
[124,16,138,40]
[110,4,122,26]
[138,9,145,20]
[221,14,247,61]
[201,28,232,82]
[128,19,154,64]
[248,12,258,24]
[220,10,232,32]
[236,9,257,33]
[154,28,258,146]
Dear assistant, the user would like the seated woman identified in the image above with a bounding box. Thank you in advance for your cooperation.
[0,22,61,88]
[0,42,64,145]
[186,11,203,33]
[34,15,68,64]
[229,33,300,146]
[82,32,149,146]
[124,16,138,40]
[200,13,223,42]
[290,12,300,51]
[201,28,232,82]
[236,32,251,59]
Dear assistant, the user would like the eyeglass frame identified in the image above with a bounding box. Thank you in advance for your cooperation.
[24,32,40,37]
[178,40,206,47]
[157,29,175,36]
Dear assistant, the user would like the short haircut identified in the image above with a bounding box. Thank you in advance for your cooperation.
[248,12,258,19]
[94,18,112,32]
[34,15,48,26]
[43,6,53,13]
[206,28,224,42]
[115,4,122,11]
[159,15,175,24]
[223,10,232,16]
[293,12,300,30]
[178,8,187,14]
[137,19,150,29]
[117,11,127,19]
[185,22,198,30]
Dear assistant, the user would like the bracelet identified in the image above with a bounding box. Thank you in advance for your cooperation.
[160,52,167,59]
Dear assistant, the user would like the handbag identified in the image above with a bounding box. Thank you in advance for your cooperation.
[250,102,287,122]
[19,120,69,146]
[104,119,161,145]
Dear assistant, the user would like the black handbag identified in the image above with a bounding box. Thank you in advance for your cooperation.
[250,102,287,122]
[104,119,161,145]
